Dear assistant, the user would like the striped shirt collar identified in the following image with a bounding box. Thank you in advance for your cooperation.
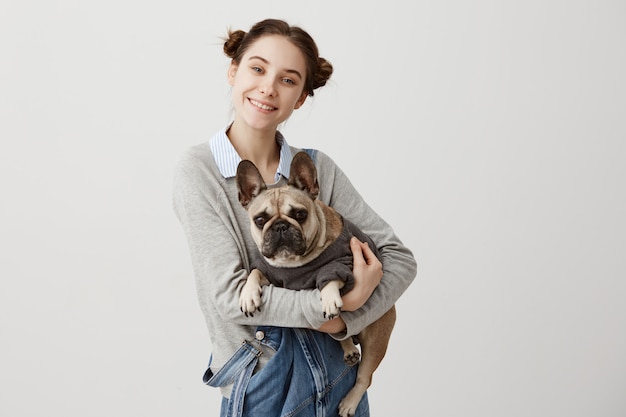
[209,125,293,183]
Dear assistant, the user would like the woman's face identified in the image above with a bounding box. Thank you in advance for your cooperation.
[228,35,308,132]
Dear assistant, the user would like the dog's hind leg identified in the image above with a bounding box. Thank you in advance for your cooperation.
[338,305,396,417]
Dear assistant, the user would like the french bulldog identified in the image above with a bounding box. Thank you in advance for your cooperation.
[236,151,396,417]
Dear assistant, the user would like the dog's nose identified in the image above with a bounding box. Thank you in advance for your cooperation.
[272,221,288,233]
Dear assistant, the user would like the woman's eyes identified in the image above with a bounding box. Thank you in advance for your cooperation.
[250,67,296,85]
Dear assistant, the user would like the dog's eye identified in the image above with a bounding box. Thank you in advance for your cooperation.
[292,210,308,223]
[254,216,266,229]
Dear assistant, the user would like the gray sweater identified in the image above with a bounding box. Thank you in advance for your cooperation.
[173,140,417,395]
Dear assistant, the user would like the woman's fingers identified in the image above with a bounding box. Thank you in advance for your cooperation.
[350,237,366,265]
[350,237,383,280]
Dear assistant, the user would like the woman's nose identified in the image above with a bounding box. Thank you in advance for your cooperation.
[258,78,277,97]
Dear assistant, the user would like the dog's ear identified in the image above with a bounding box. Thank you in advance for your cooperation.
[288,152,319,200]
[236,160,267,208]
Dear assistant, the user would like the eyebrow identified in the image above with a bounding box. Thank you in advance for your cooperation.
[247,56,303,80]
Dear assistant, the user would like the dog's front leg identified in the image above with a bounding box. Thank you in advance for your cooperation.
[239,269,269,317]
[320,280,344,319]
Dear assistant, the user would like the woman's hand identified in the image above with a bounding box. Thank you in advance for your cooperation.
[340,237,383,312]
[317,238,382,334]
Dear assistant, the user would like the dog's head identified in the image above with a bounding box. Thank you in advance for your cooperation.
[236,151,334,267]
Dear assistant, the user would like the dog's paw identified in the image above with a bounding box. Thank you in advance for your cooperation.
[340,338,360,366]
[338,397,359,417]
[239,282,263,317]
[343,348,360,366]
[338,387,366,417]
[320,285,343,320]
[322,299,342,320]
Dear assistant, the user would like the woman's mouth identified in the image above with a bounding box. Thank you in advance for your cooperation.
[249,98,277,111]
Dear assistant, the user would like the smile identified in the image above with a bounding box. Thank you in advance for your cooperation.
[249,98,277,111]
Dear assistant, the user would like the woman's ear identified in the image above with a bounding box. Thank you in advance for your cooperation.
[227,63,238,86]
[294,91,308,109]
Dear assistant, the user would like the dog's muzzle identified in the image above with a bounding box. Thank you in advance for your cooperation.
[262,220,306,259]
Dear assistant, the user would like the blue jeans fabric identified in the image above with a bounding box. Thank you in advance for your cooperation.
[205,326,369,417]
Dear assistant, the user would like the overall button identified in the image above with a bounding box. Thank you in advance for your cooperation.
[255,331,265,341]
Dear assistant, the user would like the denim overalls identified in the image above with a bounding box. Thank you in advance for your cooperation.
[203,326,369,417]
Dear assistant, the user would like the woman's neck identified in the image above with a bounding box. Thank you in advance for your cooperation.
[227,122,281,184]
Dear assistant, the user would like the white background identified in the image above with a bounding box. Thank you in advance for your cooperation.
[1,1,625,416]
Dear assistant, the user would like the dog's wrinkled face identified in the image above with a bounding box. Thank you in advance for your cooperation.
[237,152,326,267]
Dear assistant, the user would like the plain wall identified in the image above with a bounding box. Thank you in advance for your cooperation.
[1,1,625,416]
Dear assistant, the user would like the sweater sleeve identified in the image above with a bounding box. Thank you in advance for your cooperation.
[172,147,328,330]
[314,150,418,339]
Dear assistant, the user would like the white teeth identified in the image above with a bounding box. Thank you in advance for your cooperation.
[249,99,275,111]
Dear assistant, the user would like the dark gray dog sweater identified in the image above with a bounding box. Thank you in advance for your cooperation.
[251,218,381,295]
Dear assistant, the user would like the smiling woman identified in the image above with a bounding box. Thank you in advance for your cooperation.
[172,18,417,417]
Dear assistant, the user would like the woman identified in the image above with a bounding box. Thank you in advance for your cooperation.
[173,18,417,417]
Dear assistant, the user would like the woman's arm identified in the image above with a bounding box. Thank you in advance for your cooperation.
[315,150,418,339]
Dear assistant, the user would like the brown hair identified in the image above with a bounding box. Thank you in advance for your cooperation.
[223,19,333,97]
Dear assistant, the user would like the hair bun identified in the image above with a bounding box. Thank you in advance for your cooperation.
[223,29,246,59]
[312,57,333,91]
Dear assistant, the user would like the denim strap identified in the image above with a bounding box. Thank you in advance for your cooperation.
[293,329,329,417]
[203,340,262,387]
[203,340,262,417]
